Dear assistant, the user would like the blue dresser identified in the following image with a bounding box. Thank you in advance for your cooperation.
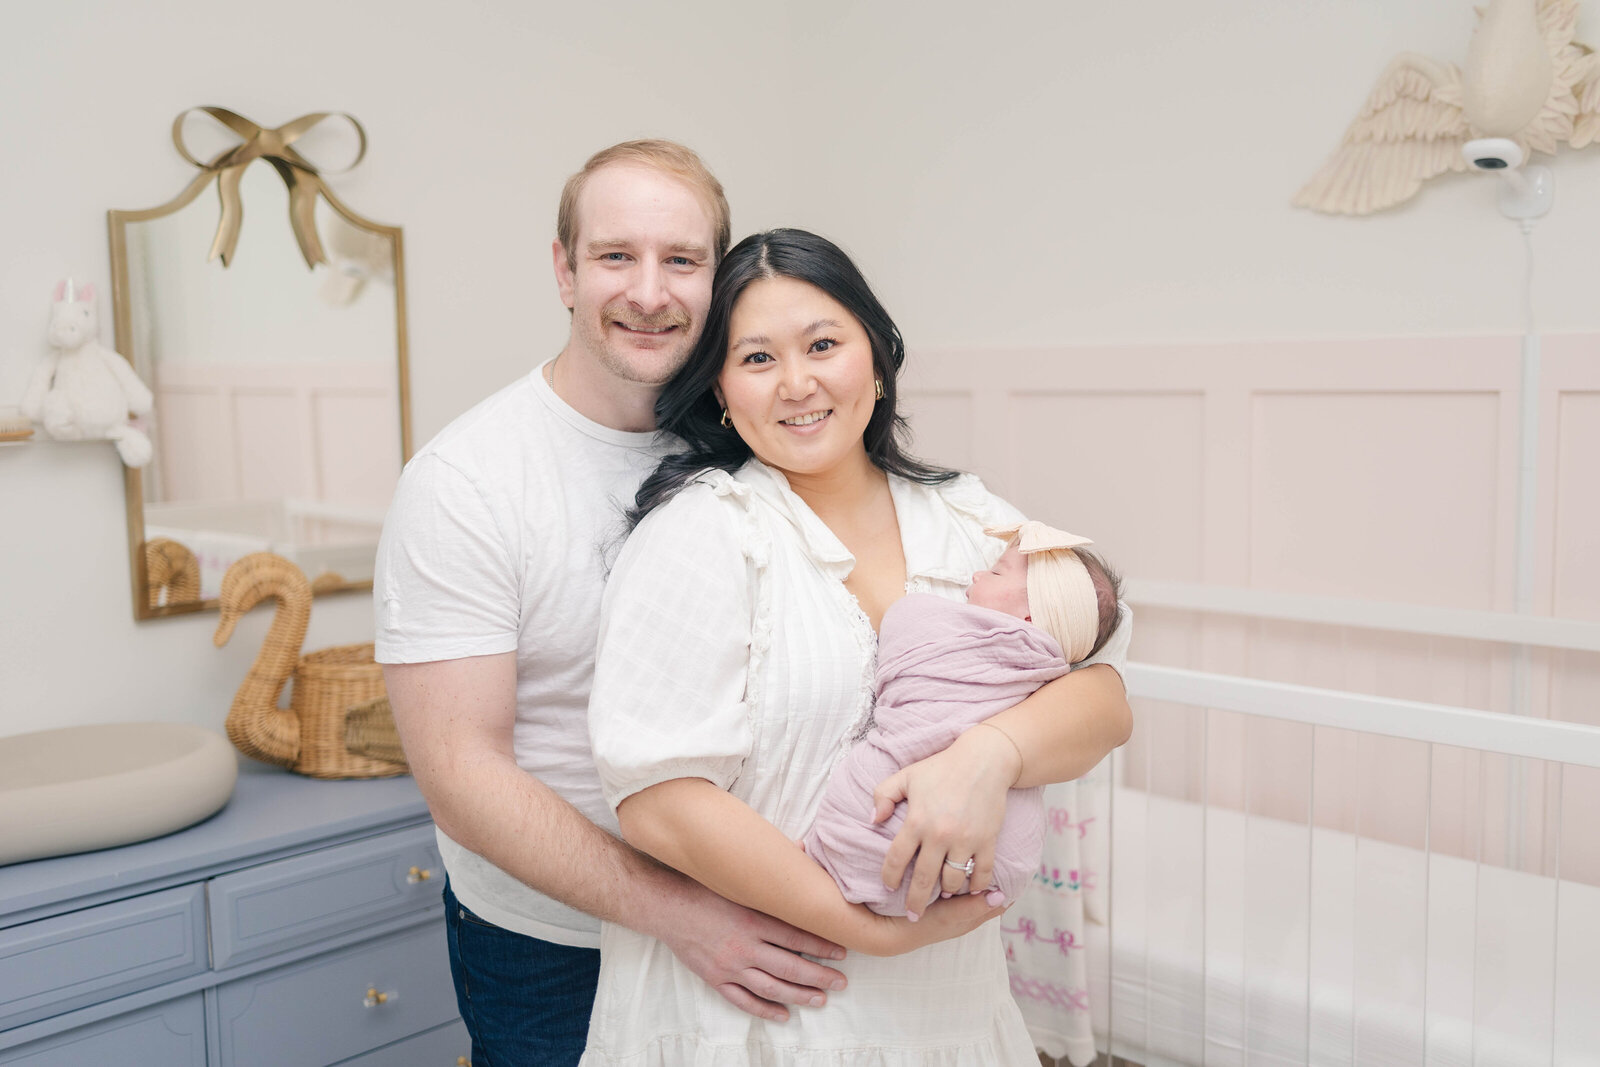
[0,764,467,1065]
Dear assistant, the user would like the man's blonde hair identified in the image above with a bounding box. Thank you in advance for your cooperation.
[557,140,731,270]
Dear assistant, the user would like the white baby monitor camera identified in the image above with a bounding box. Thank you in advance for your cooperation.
[1461,137,1551,220]
[1462,137,1524,171]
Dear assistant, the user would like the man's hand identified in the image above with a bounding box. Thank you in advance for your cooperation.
[873,724,1020,917]
[654,880,848,1022]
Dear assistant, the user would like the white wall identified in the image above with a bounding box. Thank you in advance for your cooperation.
[0,0,797,735]
[790,0,1600,346]
[4,0,1599,739]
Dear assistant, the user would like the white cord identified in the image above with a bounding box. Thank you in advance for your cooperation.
[1509,215,1540,873]
[1520,218,1537,336]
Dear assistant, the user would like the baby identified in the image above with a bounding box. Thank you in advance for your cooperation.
[802,520,1121,917]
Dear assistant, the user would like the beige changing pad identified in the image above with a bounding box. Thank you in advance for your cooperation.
[0,722,237,866]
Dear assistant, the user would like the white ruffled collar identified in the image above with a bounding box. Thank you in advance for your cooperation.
[722,457,990,586]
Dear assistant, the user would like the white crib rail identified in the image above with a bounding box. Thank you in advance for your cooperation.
[1125,664,1600,769]
[1102,663,1600,1067]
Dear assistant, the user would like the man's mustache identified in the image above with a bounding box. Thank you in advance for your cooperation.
[604,306,691,330]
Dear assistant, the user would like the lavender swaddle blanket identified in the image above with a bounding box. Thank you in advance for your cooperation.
[803,593,1069,916]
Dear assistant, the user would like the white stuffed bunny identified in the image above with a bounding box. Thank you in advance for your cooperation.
[21,279,154,467]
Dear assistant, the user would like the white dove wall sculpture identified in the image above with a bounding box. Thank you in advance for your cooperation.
[1295,0,1600,215]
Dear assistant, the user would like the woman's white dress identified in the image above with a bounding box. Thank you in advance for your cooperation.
[582,459,1128,1066]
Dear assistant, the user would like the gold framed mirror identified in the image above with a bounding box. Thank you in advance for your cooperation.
[109,108,412,619]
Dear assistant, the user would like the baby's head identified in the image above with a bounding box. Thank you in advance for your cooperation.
[967,522,1122,664]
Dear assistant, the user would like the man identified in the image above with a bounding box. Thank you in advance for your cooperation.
[380,141,898,1067]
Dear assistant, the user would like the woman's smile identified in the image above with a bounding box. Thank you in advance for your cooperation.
[779,409,833,429]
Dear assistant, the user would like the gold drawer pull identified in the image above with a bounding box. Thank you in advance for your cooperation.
[364,986,395,1008]
[458,1059,469,1066]
[407,865,433,884]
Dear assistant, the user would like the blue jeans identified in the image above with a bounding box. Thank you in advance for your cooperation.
[443,878,601,1067]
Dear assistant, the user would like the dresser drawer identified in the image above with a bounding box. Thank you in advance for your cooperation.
[333,1019,468,1065]
[209,823,441,968]
[0,993,206,1067]
[214,920,455,1067]
[0,884,207,1030]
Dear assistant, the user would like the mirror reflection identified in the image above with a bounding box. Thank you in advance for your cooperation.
[113,150,410,618]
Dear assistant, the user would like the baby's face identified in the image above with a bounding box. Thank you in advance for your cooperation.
[966,544,1030,621]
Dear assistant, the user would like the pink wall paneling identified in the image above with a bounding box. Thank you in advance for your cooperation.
[153,387,236,502]
[898,391,976,474]
[313,391,405,509]
[233,389,309,501]
[902,335,1600,885]
[1008,391,1206,583]
[151,361,401,506]
[1247,390,1501,608]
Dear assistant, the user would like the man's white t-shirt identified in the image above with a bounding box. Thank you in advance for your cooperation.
[374,363,672,947]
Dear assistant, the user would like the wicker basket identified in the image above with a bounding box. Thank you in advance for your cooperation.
[289,643,404,779]
[344,695,408,767]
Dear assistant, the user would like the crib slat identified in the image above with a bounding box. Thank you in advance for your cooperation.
[1471,748,1485,1067]
[1552,764,1600,1061]
[1421,743,1432,1067]
[1201,704,1210,1066]
[1304,724,1315,1067]
[1549,763,1561,1067]
[1350,760,1361,1067]
[1241,714,1251,1067]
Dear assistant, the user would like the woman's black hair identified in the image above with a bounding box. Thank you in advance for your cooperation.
[628,228,957,527]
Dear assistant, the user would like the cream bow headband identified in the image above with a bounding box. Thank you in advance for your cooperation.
[984,521,1099,662]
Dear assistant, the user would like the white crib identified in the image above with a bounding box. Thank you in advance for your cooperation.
[1089,587,1600,1067]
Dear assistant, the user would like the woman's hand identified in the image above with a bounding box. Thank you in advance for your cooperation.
[854,892,1009,956]
[872,724,1022,918]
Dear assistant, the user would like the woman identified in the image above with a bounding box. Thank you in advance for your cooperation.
[583,230,1132,1064]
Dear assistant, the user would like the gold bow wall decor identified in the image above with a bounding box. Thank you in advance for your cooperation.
[171,107,368,269]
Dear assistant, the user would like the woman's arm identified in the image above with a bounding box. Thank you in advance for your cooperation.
[985,662,1132,786]
[873,661,1132,912]
[617,777,1006,955]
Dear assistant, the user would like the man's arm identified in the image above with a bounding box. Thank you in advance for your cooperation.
[872,662,1132,913]
[384,653,848,1021]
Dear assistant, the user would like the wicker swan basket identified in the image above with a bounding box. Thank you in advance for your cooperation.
[144,537,201,609]
[214,552,407,779]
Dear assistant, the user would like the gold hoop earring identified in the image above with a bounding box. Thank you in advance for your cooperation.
[720,408,733,428]
[874,379,885,400]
